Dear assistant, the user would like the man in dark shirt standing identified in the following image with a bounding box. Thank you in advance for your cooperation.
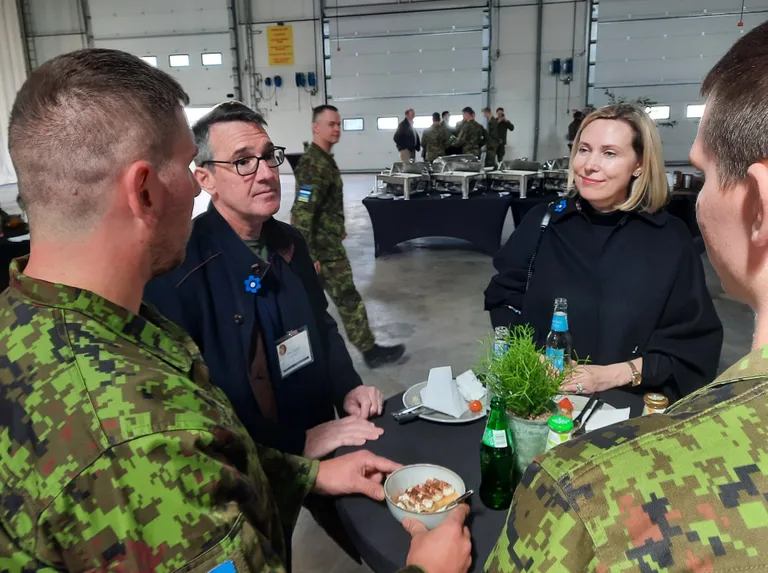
[394,108,420,162]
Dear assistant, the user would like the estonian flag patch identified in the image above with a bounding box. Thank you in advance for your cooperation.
[297,185,312,203]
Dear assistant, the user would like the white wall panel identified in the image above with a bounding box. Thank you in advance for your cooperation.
[493,1,587,161]
[0,0,27,186]
[89,0,230,37]
[250,0,315,22]
[594,0,768,162]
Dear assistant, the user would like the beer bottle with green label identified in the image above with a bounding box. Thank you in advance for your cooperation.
[479,395,516,509]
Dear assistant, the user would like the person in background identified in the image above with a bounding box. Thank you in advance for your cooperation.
[486,22,768,571]
[443,110,462,155]
[0,47,454,573]
[485,104,722,403]
[292,105,406,368]
[567,109,585,150]
[495,107,515,162]
[483,107,500,167]
[422,112,449,164]
[394,108,420,162]
[452,106,487,159]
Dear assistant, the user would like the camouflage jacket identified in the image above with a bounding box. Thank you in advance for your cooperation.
[0,258,319,572]
[485,345,768,572]
[291,142,347,263]
[497,119,514,145]
[486,117,500,147]
[453,120,487,158]
[422,124,449,163]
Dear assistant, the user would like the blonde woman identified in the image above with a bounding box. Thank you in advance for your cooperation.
[484,104,722,402]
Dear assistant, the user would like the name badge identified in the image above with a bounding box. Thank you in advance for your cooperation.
[277,326,314,378]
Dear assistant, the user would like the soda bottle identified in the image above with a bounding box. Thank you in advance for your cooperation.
[545,298,572,372]
[480,396,516,509]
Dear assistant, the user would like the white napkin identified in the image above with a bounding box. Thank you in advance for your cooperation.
[456,370,486,402]
[576,407,631,433]
[420,366,468,418]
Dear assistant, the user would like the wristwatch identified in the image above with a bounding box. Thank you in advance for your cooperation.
[626,361,642,387]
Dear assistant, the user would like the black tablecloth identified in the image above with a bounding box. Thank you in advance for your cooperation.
[363,193,514,257]
[335,390,643,573]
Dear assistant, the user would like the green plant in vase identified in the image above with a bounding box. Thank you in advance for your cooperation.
[479,325,578,477]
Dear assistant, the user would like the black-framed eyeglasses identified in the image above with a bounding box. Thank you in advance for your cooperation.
[202,146,286,176]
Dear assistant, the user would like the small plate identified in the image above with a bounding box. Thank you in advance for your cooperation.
[402,382,488,424]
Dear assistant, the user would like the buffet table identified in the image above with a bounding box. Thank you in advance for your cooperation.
[363,193,515,257]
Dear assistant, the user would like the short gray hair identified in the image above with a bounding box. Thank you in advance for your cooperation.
[192,102,268,167]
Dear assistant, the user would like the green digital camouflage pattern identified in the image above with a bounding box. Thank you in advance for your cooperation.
[441,120,454,139]
[0,257,319,572]
[486,117,501,148]
[291,142,347,262]
[321,258,375,353]
[422,124,450,163]
[453,120,487,158]
[485,345,768,573]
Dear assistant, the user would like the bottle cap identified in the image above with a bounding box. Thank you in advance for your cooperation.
[547,414,573,433]
[643,393,669,408]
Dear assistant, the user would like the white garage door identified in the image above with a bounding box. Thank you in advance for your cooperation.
[325,7,489,170]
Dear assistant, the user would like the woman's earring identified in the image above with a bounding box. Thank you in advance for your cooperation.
[633,171,641,178]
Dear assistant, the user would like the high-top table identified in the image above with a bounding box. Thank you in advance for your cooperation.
[335,390,644,573]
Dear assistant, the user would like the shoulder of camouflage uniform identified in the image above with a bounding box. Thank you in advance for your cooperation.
[538,345,768,480]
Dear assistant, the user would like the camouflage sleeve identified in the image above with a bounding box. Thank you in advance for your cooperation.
[291,162,328,262]
[255,444,319,526]
[484,465,596,572]
[40,430,308,572]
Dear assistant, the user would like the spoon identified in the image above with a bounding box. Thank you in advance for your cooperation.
[440,489,475,512]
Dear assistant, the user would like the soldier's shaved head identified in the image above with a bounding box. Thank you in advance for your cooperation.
[9,49,189,237]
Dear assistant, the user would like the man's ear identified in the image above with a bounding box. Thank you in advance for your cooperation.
[747,162,768,248]
[121,160,156,223]
[194,167,217,201]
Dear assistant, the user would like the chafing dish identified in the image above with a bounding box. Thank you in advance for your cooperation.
[431,159,486,199]
[375,162,430,199]
[485,160,543,198]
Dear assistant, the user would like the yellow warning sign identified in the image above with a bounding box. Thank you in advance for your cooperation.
[267,25,295,66]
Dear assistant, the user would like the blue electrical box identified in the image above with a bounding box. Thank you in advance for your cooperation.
[549,58,562,75]
[274,75,282,87]
[295,72,306,87]
[264,76,272,87]
[563,58,574,75]
[307,72,317,87]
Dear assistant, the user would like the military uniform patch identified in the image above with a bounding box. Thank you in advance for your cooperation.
[297,185,312,203]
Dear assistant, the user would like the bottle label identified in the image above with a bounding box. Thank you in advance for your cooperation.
[642,405,667,416]
[545,429,572,451]
[493,340,510,356]
[551,313,568,332]
[546,347,565,372]
[483,428,509,448]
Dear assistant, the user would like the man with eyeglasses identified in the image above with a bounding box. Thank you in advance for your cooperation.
[144,101,388,561]
[292,105,406,368]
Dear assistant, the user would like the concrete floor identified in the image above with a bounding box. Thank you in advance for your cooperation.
[0,174,754,573]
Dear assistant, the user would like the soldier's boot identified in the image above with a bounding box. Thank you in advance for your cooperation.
[363,343,406,368]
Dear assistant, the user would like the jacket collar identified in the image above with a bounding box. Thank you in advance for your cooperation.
[8,257,197,373]
[201,203,295,265]
[549,196,669,228]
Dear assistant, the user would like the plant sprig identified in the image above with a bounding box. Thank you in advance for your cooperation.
[479,325,580,420]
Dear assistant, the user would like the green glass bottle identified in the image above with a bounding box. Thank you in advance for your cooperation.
[479,396,516,509]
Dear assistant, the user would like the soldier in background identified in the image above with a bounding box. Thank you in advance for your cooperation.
[422,112,449,163]
[452,106,487,159]
[495,107,515,162]
[1,48,448,573]
[485,22,768,572]
[292,105,406,368]
[482,107,499,167]
[443,110,462,156]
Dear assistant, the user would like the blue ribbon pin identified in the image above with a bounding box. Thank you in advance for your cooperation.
[245,275,262,293]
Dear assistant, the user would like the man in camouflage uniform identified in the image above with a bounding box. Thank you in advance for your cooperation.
[486,22,768,572]
[422,112,449,163]
[292,105,405,368]
[452,106,487,159]
[0,49,469,573]
[482,107,499,167]
[495,107,515,162]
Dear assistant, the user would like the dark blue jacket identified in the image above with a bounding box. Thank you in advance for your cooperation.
[144,205,362,454]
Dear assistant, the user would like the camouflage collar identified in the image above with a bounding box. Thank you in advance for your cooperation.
[8,256,199,373]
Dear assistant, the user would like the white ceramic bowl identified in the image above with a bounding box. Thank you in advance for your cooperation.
[384,464,466,530]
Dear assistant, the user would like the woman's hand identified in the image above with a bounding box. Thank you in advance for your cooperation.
[560,360,640,394]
